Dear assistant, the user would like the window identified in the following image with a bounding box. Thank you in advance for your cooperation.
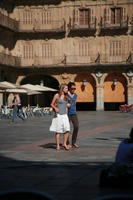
[110,41,123,56]
[23,10,33,24]
[79,42,90,56]
[111,8,122,24]
[104,8,110,23]
[23,44,33,59]
[79,9,90,25]
[42,11,51,24]
[42,43,52,58]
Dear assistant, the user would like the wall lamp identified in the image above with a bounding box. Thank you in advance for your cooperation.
[40,80,44,86]
[95,69,103,84]
[113,79,117,86]
[82,79,87,86]
[126,68,133,83]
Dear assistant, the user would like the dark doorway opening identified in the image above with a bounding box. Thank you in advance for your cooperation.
[76,102,96,111]
[104,102,125,111]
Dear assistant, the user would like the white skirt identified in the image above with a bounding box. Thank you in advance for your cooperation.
[49,114,70,133]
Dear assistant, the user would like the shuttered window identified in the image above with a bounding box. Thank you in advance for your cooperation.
[111,8,122,24]
[79,9,90,25]
[23,10,33,24]
[23,44,33,59]
[42,43,52,58]
[110,41,123,56]
[42,11,51,24]
[79,42,90,56]
[104,8,110,22]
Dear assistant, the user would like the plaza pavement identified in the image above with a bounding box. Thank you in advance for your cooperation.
[0,111,133,200]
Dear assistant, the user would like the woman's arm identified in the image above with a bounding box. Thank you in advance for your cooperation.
[51,93,59,113]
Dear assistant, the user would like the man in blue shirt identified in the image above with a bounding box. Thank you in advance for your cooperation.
[67,82,79,148]
[115,127,133,164]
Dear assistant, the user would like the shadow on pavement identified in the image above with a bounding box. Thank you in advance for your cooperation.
[0,154,133,200]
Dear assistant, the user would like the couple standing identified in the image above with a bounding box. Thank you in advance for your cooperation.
[50,82,79,151]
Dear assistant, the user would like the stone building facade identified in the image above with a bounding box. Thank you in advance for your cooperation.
[0,0,133,110]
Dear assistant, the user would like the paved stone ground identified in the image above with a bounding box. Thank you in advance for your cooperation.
[0,111,133,200]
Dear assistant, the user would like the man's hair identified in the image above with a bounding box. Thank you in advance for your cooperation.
[68,82,75,90]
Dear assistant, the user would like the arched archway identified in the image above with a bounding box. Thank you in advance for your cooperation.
[104,73,127,110]
[20,74,59,107]
[75,73,96,110]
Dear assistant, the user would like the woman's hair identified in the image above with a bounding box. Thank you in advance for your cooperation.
[59,83,68,101]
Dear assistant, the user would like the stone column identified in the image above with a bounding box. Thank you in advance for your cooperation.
[127,84,133,105]
[0,93,3,106]
[96,84,104,111]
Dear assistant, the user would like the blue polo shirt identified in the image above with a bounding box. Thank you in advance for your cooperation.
[115,139,133,164]
[68,93,77,115]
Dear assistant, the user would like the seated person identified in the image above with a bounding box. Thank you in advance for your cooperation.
[115,127,133,165]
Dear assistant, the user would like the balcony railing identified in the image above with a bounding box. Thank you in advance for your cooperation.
[67,53,132,65]
[19,20,66,33]
[20,53,132,67]
[0,52,21,67]
[99,16,129,30]
[0,12,19,31]
[20,56,64,67]
[68,17,96,34]
[0,52,132,68]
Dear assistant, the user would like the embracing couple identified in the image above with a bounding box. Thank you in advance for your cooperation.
[49,82,79,151]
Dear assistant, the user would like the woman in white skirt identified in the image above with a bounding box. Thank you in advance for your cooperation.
[50,83,70,151]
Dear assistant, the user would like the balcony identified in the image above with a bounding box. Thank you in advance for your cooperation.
[0,52,21,67]
[20,56,64,68]
[19,53,132,68]
[66,53,132,66]
[68,17,96,36]
[18,20,66,34]
[99,16,129,35]
[0,52,132,69]
[0,12,18,32]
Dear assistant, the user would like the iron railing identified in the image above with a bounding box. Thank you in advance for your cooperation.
[0,52,21,67]
[0,52,132,68]
[68,17,96,31]
[20,53,133,67]
[0,12,18,31]
[99,16,129,30]
[19,19,66,32]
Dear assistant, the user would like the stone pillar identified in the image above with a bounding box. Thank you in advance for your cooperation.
[127,84,133,104]
[96,84,104,111]
[0,93,3,106]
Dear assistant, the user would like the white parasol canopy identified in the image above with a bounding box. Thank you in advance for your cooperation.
[0,82,12,89]
[0,81,16,89]
[20,84,43,91]
[6,88,28,94]
[27,90,42,95]
[35,84,57,92]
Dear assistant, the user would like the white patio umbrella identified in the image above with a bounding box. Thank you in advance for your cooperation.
[0,82,12,89]
[0,81,16,88]
[6,88,28,94]
[35,84,57,92]
[0,81,17,105]
[20,84,43,91]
